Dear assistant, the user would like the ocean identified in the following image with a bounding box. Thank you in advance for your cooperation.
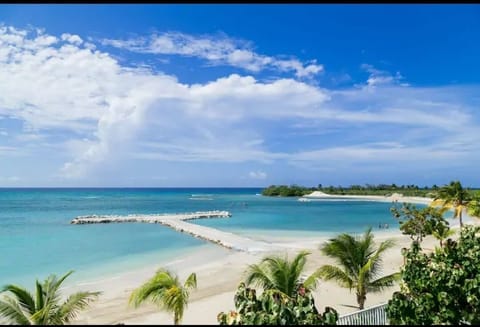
[0,188,424,287]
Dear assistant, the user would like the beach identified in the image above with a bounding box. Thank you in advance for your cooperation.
[0,188,468,325]
[304,191,434,205]
[71,231,441,325]
[69,192,451,325]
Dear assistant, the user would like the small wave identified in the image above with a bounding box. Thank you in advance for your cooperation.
[83,196,100,199]
[191,194,213,197]
[189,197,214,201]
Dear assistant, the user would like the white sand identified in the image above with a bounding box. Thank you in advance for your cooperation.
[69,193,472,325]
[304,191,433,205]
[70,232,444,325]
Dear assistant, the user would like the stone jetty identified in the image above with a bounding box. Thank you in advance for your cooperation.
[71,211,275,252]
[71,211,232,224]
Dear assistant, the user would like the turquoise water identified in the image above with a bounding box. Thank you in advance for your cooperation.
[0,188,423,286]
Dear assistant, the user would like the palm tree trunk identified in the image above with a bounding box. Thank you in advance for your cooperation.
[174,312,180,325]
[459,209,463,229]
[356,292,366,310]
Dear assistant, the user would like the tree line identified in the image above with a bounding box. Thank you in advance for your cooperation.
[262,182,480,197]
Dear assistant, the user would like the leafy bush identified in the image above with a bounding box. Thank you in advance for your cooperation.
[386,225,480,325]
[217,282,338,325]
[390,202,449,244]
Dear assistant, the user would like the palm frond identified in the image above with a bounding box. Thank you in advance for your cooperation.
[183,273,197,291]
[129,278,168,308]
[162,285,183,313]
[129,269,196,324]
[302,268,322,291]
[0,296,32,325]
[318,265,354,290]
[366,272,401,293]
[320,234,360,277]
[245,263,276,291]
[34,280,44,313]
[57,290,101,323]
[1,285,35,315]
[468,198,480,218]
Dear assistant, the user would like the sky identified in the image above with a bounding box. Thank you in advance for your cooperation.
[0,4,479,187]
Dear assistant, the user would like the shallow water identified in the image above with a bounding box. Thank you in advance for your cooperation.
[0,188,428,286]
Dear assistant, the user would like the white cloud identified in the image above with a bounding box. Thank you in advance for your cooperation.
[101,31,324,78]
[1,25,479,184]
[360,63,405,87]
[61,33,83,45]
[249,171,267,179]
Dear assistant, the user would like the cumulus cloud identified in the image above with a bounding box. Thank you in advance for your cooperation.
[1,25,479,184]
[101,31,323,78]
[61,33,83,45]
[360,63,407,87]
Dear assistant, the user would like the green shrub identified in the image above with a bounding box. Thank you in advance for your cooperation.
[386,225,480,325]
[217,282,338,325]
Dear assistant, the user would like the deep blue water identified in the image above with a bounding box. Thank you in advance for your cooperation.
[0,188,420,286]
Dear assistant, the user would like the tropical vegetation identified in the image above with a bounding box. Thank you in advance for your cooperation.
[262,183,451,197]
[0,270,100,325]
[217,282,338,325]
[468,190,480,217]
[431,180,473,228]
[129,269,197,325]
[263,182,480,199]
[391,202,450,245]
[386,225,480,325]
[318,228,401,309]
[244,250,321,298]
[261,185,315,197]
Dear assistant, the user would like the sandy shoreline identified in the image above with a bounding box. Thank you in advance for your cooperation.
[69,193,469,325]
[303,190,433,205]
[72,231,440,325]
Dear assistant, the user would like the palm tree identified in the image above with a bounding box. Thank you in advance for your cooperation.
[244,250,321,298]
[129,269,197,325]
[467,191,480,218]
[318,228,400,309]
[432,224,455,248]
[431,181,472,229]
[0,270,100,325]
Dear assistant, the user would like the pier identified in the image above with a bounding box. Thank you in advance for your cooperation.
[71,211,232,224]
[71,211,275,252]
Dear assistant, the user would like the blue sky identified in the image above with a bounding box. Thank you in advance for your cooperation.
[0,4,479,187]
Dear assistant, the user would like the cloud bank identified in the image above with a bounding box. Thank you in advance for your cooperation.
[0,25,478,185]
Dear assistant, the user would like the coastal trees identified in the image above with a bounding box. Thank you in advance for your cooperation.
[220,251,339,325]
[129,269,197,325]
[467,191,480,218]
[432,223,456,248]
[217,282,338,325]
[431,180,472,228]
[386,225,480,325]
[318,228,400,309]
[0,270,100,325]
[244,251,322,298]
[218,251,337,325]
[261,185,314,197]
[391,202,449,245]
